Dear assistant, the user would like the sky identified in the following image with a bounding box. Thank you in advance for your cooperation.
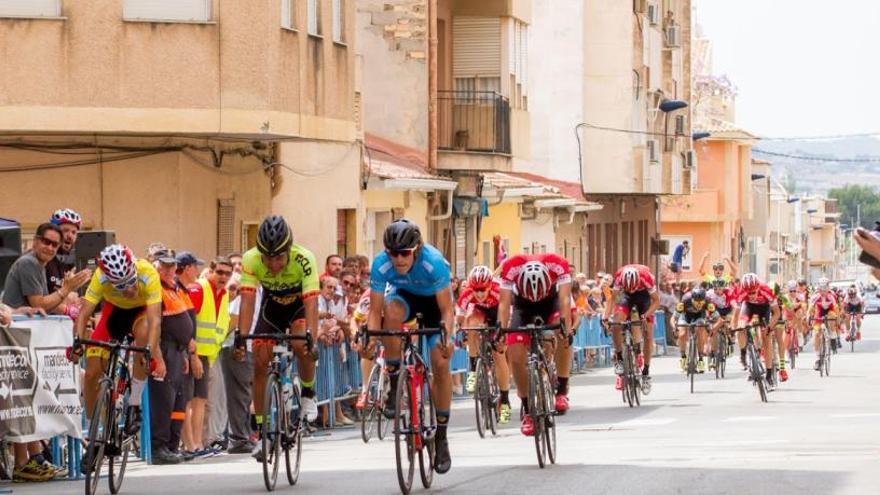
[694,0,880,138]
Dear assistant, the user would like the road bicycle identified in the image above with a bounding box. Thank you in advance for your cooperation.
[812,316,836,377]
[364,318,445,495]
[358,330,391,443]
[243,333,311,491]
[731,322,769,403]
[500,318,561,468]
[602,318,644,408]
[677,320,709,394]
[459,325,502,439]
[73,337,150,495]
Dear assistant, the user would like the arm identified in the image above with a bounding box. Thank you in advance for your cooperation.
[557,282,573,334]
[725,257,738,278]
[144,302,162,358]
[237,290,256,339]
[435,287,455,352]
[603,288,619,320]
[647,290,661,318]
[367,290,385,331]
[303,296,319,338]
[74,299,98,339]
[498,288,513,329]
[698,252,710,277]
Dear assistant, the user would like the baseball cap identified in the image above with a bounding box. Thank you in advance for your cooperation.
[152,249,177,265]
[146,242,168,260]
[175,251,205,267]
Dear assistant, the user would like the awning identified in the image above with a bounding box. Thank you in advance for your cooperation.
[365,134,457,192]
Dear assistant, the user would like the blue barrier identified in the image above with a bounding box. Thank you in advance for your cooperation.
[653,311,668,356]
[571,316,613,371]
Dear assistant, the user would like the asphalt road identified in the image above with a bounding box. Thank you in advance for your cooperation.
[17,317,880,494]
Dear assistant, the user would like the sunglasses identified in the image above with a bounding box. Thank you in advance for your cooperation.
[113,277,137,291]
[386,247,417,258]
[472,286,490,293]
[38,236,61,248]
[214,269,233,277]
[342,280,355,287]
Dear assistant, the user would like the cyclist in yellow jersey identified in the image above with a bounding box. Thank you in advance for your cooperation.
[232,215,320,460]
[74,244,166,444]
[698,252,737,287]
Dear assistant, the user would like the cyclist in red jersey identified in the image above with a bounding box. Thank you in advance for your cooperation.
[497,253,573,436]
[733,273,780,382]
[603,264,660,394]
[810,277,841,369]
[456,266,512,424]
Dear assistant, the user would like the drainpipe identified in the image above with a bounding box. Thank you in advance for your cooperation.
[428,0,438,171]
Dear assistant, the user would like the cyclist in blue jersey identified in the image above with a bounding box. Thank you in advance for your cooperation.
[367,219,455,475]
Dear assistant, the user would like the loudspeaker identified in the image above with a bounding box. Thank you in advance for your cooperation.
[75,231,116,271]
[0,219,22,289]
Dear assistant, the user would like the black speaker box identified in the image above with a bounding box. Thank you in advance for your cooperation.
[75,231,116,271]
[0,219,22,289]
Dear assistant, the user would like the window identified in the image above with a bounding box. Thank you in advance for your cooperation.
[307,0,321,36]
[332,0,344,42]
[217,199,235,256]
[123,0,211,22]
[281,0,295,29]
[0,0,61,17]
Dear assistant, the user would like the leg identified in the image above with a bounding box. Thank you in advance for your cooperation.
[204,358,227,447]
[189,357,210,451]
[222,347,254,448]
[168,378,188,452]
[251,344,272,425]
[507,343,529,404]
[83,356,107,417]
[643,319,655,368]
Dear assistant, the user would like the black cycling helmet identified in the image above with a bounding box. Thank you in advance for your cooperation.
[257,215,292,256]
[383,218,422,251]
[691,287,707,301]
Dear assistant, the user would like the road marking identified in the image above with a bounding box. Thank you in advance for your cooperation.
[830,412,880,418]
[618,418,678,427]
[722,416,777,423]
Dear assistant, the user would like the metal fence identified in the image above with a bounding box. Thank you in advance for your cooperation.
[438,90,511,154]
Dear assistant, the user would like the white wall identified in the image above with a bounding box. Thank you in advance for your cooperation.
[522,213,556,254]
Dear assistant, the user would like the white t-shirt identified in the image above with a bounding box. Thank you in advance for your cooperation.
[318,294,347,321]
[226,286,263,349]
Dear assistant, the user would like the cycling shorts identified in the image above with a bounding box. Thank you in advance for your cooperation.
[614,290,655,323]
[466,304,499,327]
[739,302,771,326]
[254,294,307,335]
[87,303,146,359]
[384,287,445,350]
[507,294,560,346]
[846,304,861,314]
[717,306,733,318]
[677,312,710,326]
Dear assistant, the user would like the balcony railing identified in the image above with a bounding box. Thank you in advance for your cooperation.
[438,90,511,155]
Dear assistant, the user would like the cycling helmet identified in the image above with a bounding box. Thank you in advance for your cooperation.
[257,215,292,256]
[691,287,707,301]
[797,278,807,286]
[741,273,760,291]
[98,244,137,286]
[847,287,857,296]
[787,280,797,291]
[383,218,422,251]
[468,265,493,289]
[817,277,830,290]
[712,261,725,271]
[50,208,82,228]
[516,261,553,302]
[621,266,640,293]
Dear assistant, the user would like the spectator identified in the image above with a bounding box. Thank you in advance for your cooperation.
[224,273,260,454]
[316,277,353,426]
[146,242,168,263]
[321,254,344,281]
[339,269,360,322]
[355,254,371,282]
[228,252,243,274]
[174,252,205,455]
[45,209,84,315]
[1,223,89,481]
[588,287,604,313]
[342,256,359,273]
[670,240,689,283]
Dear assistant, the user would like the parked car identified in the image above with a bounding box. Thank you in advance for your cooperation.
[865,293,880,314]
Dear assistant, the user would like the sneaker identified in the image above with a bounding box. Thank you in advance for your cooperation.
[13,459,53,483]
[152,446,182,465]
[779,369,789,382]
[39,459,66,478]
[228,442,255,454]
[301,396,318,422]
[636,353,645,370]
[679,357,687,372]
[554,393,569,414]
[466,373,477,394]
[498,404,512,425]
[740,356,748,370]
[614,375,623,391]
[433,436,451,474]
[613,361,624,375]
[251,443,265,463]
[520,415,535,436]
[335,414,355,427]
[813,360,821,371]
[697,358,706,374]
[125,405,142,436]
[641,375,652,395]
[355,391,368,410]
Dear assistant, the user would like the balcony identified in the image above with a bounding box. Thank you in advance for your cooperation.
[437,90,512,172]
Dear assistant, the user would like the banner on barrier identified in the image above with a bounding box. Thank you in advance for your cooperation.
[0,317,82,442]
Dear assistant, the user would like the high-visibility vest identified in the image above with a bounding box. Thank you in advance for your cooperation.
[194,278,230,364]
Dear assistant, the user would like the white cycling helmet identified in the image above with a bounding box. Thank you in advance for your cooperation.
[787,280,797,291]
[99,244,137,286]
[468,265,494,288]
[50,208,82,228]
[621,266,640,293]
[741,273,760,291]
[817,277,830,290]
[516,261,553,302]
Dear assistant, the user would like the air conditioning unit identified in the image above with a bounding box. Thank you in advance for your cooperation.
[647,139,659,163]
[665,25,681,48]
[633,0,648,14]
[675,114,686,135]
[647,2,660,25]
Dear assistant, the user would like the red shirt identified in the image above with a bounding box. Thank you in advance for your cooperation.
[457,281,501,312]
[612,264,656,293]
[187,279,227,318]
[810,291,839,311]
[498,254,572,291]
[736,283,776,305]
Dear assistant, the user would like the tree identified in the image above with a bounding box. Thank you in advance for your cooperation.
[828,185,880,229]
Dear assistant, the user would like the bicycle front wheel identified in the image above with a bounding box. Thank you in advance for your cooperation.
[261,374,282,491]
[529,366,547,468]
[473,361,486,439]
[85,382,112,495]
[285,381,303,486]
[484,365,498,437]
[362,364,380,444]
[394,367,415,495]
[109,383,132,494]
[418,370,436,489]
[540,365,557,465]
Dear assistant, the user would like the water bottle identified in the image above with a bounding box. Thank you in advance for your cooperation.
[281,374,293,410]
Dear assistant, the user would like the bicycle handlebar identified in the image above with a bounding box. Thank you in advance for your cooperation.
[498,322,563,334]
[73,337,151,356]
[364,327,446,338]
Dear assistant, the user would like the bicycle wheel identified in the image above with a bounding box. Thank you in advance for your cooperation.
[377,369,390,441]
[394,367,415,495]
[688,335,696,394]
[528,366,547,468]
[473,360,486,439]
[540,366,557,465]
[418,370,436,489]
[261,374,282,492]
[108,400,131,494]
[362,364,380,444]
[850,324,856,352]
[623,349,634,408]
[85,382,112,495]
[485,365,498,437]
[285,381,303,486]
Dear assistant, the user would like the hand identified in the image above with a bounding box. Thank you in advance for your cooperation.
[855,228,880,260]
[183,355,190,375]
[0,304,12,326]
[191,355,204,379]
[233,347,247,362]
[151,357,167,380]
[14,306,47,318]
[62,268,92,294]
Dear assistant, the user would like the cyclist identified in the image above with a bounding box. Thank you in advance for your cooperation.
[367,219,454,474]
[698,253,737,287]
[603,264,659,393]
[795,278,811,345]
[733,273,780,384]
[74,244,166,444]
[706,283,735,369]
[674,287,720,373]
[842,286,864,342]
[810,278,840,369]
[457,265,511,424]
[497,253,573,436]
[232,215,321,460]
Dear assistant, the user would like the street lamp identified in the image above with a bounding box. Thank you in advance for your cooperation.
[692,131,711,141]
[660,99,688,151]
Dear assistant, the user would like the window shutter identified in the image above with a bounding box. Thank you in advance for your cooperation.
[308,0,320,35]
[217,199,235,256]
[453,17,501,78]
[123,0,211,22]
[281,0,292,28]
[0,0,60,17]
[332,0,343,42]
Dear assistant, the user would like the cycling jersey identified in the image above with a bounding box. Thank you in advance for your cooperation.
[736,284,777,305]
[84,258,162,309]
[498,253,572,292]
[612,264,656,293]
[703,273,733,287]
[352,289,371,322]
[456,282,501,313]
[676,294,716,318]
[843,296,863,309]
[810,292,839,311]
[240,244,320,303]
[370,244,451,297]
